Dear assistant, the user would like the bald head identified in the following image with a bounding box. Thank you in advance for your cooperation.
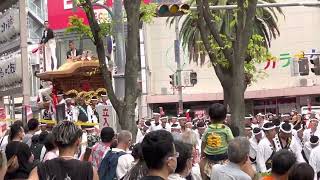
[118,130,132,145]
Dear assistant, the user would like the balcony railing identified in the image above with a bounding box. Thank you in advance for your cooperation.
[27,0,45,22]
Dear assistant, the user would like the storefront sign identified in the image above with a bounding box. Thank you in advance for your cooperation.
[48,0,151,30]
[0,8,20,47]
[0,51,22,91]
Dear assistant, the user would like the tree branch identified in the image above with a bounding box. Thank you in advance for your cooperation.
[198,0,233,62]
[83,0,122,110]
[236,0,258,57]
[196,10,232,86]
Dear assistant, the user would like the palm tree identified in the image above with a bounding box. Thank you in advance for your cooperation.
[168,0,283,135]
[168,0,283,65]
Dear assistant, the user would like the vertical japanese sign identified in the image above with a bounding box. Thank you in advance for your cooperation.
[96,104,115,129]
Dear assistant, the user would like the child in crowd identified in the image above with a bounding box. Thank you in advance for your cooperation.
[200,103,234,179]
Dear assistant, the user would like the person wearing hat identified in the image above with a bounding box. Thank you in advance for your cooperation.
[194,121,206,148]
[169,116,178,126]
[249,127,263,167]
[274,122,305,163]
[74,97,90,123]
[303,135,319,162]
[291,110,301,125]
[303,118,320,144]
[98,92,111,106]
[65,97,76,122]
[244,125,253,139]
[87,96,99,124]
[136,121,151,143]
[160,116,170,132]
[256,113,265,128]
[272,117,281,134]
[57,90,66,105]
[256,122,277,173]
[149,113,162,131]
[293,123,306,160]
[178,116,187,133]
[185,119,193,129]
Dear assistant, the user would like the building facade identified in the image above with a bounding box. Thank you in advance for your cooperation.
[0,0,46,119]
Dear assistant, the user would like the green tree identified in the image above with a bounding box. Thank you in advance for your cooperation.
[68,0,156,136]
[172,0,282,134]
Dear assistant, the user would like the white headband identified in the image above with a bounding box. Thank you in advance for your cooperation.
[262,124,276,131]
[253,130,262,135]
[296,126,303,132]
[280,123,293,134]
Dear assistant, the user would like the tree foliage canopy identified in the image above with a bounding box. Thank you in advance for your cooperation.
[167,0,283,84]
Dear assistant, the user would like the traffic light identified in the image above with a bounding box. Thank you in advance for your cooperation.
[310,56,320,75]
[157,4,190,17]
[190,72,197,85]
[298,57,309,76]
[169,74,175,86]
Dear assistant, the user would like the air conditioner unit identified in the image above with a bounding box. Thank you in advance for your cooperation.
[299,78,308,86]
[161,87,168,95]
[297,78,314,87]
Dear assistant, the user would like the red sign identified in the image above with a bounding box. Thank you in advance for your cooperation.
[48,0,151,30]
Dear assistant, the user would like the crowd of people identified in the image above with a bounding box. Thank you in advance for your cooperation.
[0,103,319,180]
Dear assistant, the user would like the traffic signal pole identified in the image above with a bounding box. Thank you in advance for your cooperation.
[174,18,183,114]
[189,1,320,10]
[113,0,126,100]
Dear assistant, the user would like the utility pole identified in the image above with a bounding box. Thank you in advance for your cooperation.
[175,18,183,114]
[113,0,126,100]
[19,0,30,126]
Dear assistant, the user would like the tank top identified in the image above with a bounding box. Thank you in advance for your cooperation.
[37,158,93,180]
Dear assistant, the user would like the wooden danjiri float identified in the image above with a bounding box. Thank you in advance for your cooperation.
[35,55,114,127]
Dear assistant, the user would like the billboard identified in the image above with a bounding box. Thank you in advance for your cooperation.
[48,0,152,30]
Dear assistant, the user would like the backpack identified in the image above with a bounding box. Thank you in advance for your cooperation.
[98,150,126,180]
[30,143,44,161]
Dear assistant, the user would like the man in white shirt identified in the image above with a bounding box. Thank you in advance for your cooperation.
[87,96,99,124]
[303,135,319,161]
[273,122,305,163]
[40,21,57,71]
[309,142,320,180]
[249,127,263,166]
[303,118,320,143]
[160,116,171,132]
[256,122,277,173]
[150,113,162,131]
[101,130,134,179]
